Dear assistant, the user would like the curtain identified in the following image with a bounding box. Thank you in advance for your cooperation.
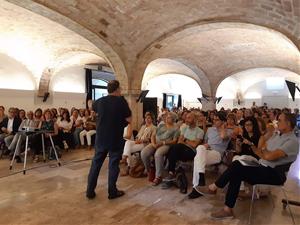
[162,93,167,108]
[285,80,296,101]
[177,94,182,108]
[85,69,93,108]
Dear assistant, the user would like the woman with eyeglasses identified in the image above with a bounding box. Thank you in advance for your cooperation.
[235,117,261,160]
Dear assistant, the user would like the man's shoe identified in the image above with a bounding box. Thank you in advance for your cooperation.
[188,188,203,199]
[86,191,96,200]
[195,186,217,196]
[163,173,176,182]
[210,208,234,220]
[108,190,125,200]
[15,156,22,163]
[161,181,173,189]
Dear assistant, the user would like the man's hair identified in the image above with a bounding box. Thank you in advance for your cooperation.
[282,112,297,129]
[107,80,120,94]
[215,111,227,122]
[8,107,15,113]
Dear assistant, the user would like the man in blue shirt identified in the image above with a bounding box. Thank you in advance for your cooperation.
[86,80,132,200]
[188,112,232,199]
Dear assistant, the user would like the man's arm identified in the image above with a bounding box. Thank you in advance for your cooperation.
[251,146,286,161]
[185,138,201,149]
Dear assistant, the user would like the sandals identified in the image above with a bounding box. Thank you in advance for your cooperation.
[152,177,162,186]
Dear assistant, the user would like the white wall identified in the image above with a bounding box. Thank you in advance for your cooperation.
[0,54,87,111]
[0,89,86,111]
[50,65,86,93]
[217,80,300,110]
[144,74,202,109]
[0,53,36,90]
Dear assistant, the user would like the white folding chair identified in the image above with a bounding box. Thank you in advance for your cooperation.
[248,184,296,225]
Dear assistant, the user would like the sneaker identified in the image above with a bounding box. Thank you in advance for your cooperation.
[161,181,173,189]
[63,141,69,150]
[108,190,125,200]
[163,173,176,182]
[210,208,234,220]
[195,186,217,196]
[188,188,203,199]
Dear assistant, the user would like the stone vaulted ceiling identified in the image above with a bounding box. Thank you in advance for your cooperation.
[3,0,300,95]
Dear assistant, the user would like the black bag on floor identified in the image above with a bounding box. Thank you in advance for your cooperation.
[175,166,188,194]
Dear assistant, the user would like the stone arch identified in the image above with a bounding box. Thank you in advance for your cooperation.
[132,22,299,97]
[140,58,211,96]
[215,67,300,100]
[8,0,129,91]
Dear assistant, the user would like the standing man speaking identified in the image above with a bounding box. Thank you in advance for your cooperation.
[86,80,132,200]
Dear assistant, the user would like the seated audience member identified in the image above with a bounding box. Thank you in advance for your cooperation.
[34,108,43,122]
[234,117,261,160]
[226,113,240,138]
[235,109,244,126]
[177,111,188,129]
[188,112,233,199]
[57,110,74,150]
[268,109,278,128]
[0,106,7,124]
[157,111,167,126]
[79,110,97,149]
[57,108,65,123]
[141,112,180,185]
[196,112,299,220]
[31,109,59,163]
[82,109,90,124]
[256,117,267,136]
[18,109,26,121]
[197,111,207,133]
[207,111,216,127]
[244,109,253,118]
[8,111,40,163]
[71,109,83,148]
[0,108,22,154]
[79,108,86,119]
[164,112,204,181]
[51,108,58,122]
[120,114,156,176]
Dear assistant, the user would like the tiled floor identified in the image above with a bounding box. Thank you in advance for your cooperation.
[0,148,299,225]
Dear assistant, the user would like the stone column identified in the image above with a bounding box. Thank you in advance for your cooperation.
[123,89,143,130]
[201,100,216,111]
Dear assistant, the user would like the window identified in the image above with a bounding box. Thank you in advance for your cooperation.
[92,78,108,100]
[166,95,174,109]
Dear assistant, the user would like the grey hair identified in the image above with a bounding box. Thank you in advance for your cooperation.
[168,112,178,122]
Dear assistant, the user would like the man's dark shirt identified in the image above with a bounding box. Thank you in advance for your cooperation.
[93,95,131,150]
